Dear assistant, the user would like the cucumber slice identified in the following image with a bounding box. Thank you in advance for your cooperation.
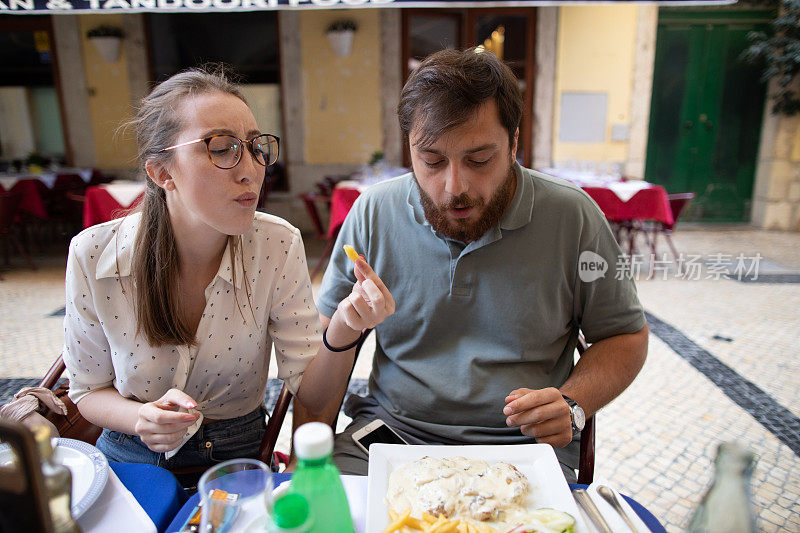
[526,509,576,532]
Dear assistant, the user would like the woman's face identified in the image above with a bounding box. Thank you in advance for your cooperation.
[161,91,265,237]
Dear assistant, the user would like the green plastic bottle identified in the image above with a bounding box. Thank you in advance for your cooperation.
[289,422,355,533]
[270,493,311,533]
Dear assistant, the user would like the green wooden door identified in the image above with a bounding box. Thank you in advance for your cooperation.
[645,11,772,222]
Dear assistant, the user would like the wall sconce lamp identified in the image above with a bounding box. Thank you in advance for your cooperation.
[326,20,357,58]
[86,25,124,64]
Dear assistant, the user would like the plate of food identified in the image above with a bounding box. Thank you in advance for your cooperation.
[366,444,588,533]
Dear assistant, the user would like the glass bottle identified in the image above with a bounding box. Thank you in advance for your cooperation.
[289,422,355,533]
[33,426,82,533]
[687,442,757,533]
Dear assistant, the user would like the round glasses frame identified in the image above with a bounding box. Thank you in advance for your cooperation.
[160,133,280,169]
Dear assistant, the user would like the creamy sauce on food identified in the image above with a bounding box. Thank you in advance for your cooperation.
[386,456,530,527]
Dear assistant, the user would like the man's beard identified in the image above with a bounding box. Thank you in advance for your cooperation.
[416,163,516,243]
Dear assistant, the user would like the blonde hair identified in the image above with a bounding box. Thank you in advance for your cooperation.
[127,66,253,347]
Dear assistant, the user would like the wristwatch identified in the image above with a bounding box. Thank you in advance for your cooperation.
[562,394,586,434]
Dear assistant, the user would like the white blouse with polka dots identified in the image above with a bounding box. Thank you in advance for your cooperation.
[63,211,321,453]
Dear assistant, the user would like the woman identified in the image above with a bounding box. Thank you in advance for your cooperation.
[62,67,394,471]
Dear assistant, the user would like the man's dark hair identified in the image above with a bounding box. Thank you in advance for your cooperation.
[397,48,523,149]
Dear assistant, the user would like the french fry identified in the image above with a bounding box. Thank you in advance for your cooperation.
[405,515,425,529]
[343,244,360,263]
[382,509,412,533]
[424,516,446,532]
[386,508,501,533]
[432,521,458,533]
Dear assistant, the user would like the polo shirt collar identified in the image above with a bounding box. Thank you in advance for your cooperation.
[499,162,534,231]
[407,175,429,227]
[96,212,244,290]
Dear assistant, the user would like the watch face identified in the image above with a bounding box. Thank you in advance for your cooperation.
[572,405,586,431]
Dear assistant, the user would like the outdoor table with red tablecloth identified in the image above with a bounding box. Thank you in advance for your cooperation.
[327,186,364,239]
[83,183,146,228]
[0,179,48,219]
[582,185,673,226]
[0,169,97,220]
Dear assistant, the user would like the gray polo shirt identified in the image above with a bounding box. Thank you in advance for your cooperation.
[318,163,645,445]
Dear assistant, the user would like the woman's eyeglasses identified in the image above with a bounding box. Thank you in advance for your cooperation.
[160,133,280,169]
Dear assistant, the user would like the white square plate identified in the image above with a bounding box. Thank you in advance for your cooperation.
[366,443,589,532]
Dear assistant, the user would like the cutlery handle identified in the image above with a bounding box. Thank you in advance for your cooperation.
[613,498,640,533]
[598,485,640,533]
[573,489,614,533]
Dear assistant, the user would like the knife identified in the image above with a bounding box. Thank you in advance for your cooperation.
[573,488,613,533]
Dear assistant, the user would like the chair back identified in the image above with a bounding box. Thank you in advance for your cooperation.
[258,329,371,464]
[0,191,24,233]
[38,356,103,445]
[575,334,595,484]
[666,192,696,230]
[52,174,85,192]
[257,163,285,209]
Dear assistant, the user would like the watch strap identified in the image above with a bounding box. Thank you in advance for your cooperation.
[561,394,583,433]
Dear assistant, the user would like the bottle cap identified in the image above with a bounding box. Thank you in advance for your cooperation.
[272,493,310,531]
[293,422,333,459]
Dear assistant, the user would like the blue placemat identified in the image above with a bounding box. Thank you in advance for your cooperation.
[111,463,188,533]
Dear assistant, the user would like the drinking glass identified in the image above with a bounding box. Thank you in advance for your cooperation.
[198,458,273,533]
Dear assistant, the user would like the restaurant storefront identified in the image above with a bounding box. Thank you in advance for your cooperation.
[1,0,798,230]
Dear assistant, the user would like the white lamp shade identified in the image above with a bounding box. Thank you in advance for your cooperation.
[90,36,122,64]
[327,30,354,58]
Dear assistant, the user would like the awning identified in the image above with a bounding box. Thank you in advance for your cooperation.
[2,0,736,15]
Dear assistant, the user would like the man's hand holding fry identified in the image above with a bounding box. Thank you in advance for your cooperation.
[336,255,395,332]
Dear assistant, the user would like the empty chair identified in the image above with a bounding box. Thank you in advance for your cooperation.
[0,191,36,279]
[642,192,695,258]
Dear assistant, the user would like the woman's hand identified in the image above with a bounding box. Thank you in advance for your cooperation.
[135,388,200,453]
[335,259,395,332]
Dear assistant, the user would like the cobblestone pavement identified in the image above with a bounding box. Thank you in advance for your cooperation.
[1,228,799,532]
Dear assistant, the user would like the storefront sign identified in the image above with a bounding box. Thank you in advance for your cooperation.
[0,0,734,13]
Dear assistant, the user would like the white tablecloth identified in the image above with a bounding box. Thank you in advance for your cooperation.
[580,478,650,533]
[101,181,146,208]
[539,168,653,202]
[78,467,157,533]
[0,168,94,190]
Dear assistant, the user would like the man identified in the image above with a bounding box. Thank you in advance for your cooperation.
[310,48,648,481]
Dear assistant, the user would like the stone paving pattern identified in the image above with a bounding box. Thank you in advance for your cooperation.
[1,228,799,532]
